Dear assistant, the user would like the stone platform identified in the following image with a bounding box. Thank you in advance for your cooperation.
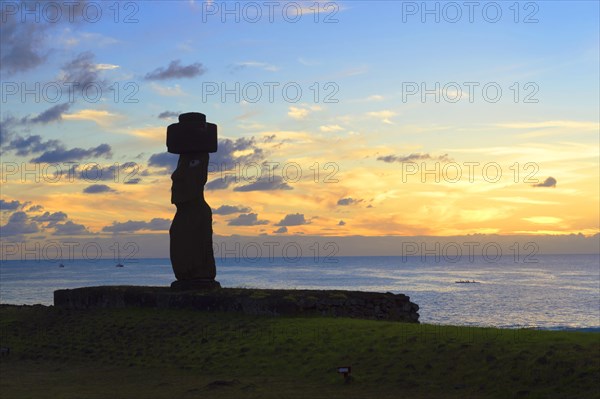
[53,286,419,323]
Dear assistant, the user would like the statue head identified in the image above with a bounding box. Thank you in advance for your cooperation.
[167,112,218,154]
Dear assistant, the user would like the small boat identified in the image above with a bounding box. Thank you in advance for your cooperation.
[59,263,65,268]
[455,280,480,284]
[115,263,124,268]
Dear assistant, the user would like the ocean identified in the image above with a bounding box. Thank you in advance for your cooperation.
[1,255,598,330]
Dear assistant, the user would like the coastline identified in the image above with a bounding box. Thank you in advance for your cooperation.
[2,301,598,332]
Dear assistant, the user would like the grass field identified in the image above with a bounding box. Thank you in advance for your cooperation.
[1,304,598,398]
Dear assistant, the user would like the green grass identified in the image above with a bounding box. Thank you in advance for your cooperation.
[1,305,598,398]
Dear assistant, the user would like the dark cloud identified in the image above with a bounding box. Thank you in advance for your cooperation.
[32,143,112,163]
[0,8,48,74]
[273,226,288,234]
[0,116,17,147]
[213,205,252,215]
[234,176,292,192]
[147,152,178,172]
[30,103,71,124]
[377,153,451,163]
[0,211,39,236]
[6,134,62,157]
[0,1,88,75]
[338,220,346,226]
[83,184,114,194]
[53,221,89,236]
[0,199,22,211]
[158,111,180,119]
[59,162,138,182]
[2,104,112,162]
[145,60,206,80]
[205,177,235,191]
[1,52,105,149]
[209,137,265,168]
[0,205,91,237]
[275,213,308,226]
[102,218,170,233]
[32,211,68,227]
[61,52,107,98]
[337,197,362,206]
[147,137,265,180]
[227,213,268,226]
[533,177,557,188]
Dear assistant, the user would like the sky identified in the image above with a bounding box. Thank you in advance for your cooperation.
[1,1,599,259]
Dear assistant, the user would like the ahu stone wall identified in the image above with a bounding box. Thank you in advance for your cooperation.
[54,286,420,323]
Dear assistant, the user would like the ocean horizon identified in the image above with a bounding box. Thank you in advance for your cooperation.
[1,254,598,331]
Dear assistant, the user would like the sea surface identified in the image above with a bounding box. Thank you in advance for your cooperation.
[1,255,598,330]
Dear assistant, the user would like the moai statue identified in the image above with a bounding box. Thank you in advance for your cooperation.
[167,112,221,290]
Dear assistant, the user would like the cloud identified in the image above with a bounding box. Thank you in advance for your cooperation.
[62,109,121,127]
[53,221,90,236]
[298,57,320,66]
[273,226,288,234]
[31,143,112,163]
[233,176,292,192]
[337,197,362,206]
[102,218,171,233]
[377,153,451,163]
[158,111,181,119]
[227,213,268,226]
[83,184,114,194]
[338,220,346,226]
[205,177,235,191]
[32,211,68,227]
[320,125,344,132]
[95,63,120,70]
[263,134,276,143]
[61,162,139,182]
[60,52,109,98]
[523,216,563,224]
[30,103,72,124]
[0,9,49,74]
[149,83,186,96]
[5,134,62,157]
[231,61,279,72]
[3,107,112,162]
[0,205,91,237]
[148,136,264,177]
[367,110,396,124]
[0,2,89,75]
[0,116,16,146]
[533,177,557,188]
[497,120,599,130]
[0,212,39,236]
[0,199,22,211]
[366,95,384,102]
[1,103,71,153]
[213,205,252,215]
[145,60,206,80]
[288,106,314,120]
[148,152,178,172]
[275,213,308,226]
[210,137,265,167]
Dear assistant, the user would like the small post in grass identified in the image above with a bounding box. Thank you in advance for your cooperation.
[337,365,352,382]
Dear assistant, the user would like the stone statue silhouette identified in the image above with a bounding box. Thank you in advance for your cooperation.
[167,112,220,290]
